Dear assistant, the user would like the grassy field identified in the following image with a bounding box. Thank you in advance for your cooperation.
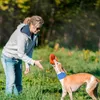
[0,46,100,100]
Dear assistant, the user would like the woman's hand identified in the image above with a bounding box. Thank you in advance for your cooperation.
[24,60,43,75]
[34,60,44,70]
[24,67,30,74]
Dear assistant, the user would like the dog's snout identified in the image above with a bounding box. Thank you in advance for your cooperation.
[54,60,59,64]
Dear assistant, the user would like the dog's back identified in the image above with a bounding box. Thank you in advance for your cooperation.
[63,73,93,91]
[64,73,92,83]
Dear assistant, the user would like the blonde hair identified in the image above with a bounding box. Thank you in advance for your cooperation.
[23,15,44,26]
[23,17,31,24]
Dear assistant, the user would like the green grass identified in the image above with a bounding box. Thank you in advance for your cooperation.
[0,46,100,100]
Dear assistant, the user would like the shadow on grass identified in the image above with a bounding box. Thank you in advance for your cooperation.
[42,88,62,94]
[87,68,100,77]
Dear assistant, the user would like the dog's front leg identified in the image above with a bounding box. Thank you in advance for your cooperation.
[61,89,67,100]
[68,88,73,100]
[69,92,73,100]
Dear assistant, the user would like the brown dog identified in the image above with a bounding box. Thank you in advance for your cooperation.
[51,59,100,100]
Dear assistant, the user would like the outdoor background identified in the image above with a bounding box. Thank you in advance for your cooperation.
[0,0,100,100]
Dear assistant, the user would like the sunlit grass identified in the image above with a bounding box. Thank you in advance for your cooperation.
[0,46,100,100]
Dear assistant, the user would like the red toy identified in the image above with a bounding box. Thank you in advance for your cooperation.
[49,54,58,64]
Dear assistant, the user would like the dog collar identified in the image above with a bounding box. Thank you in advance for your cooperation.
[57,72,66,80]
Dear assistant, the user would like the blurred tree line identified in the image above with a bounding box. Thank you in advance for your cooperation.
[0,0,100,51]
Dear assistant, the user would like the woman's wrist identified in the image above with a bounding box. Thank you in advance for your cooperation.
[31,60,35,66]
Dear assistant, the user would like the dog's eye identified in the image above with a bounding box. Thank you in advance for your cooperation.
[57,62,59,65]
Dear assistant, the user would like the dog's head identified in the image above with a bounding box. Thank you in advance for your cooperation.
[49,54,66,74]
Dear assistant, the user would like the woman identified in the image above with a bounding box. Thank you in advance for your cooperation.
[1,15,44,95]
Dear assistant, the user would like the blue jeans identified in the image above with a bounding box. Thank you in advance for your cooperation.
[1,54,22,95]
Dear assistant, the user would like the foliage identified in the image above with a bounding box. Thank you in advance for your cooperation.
[0,0,100,50]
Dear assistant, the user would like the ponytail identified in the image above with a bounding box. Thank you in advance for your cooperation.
[23,17,31,24]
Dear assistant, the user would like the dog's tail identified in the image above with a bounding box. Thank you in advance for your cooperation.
[96,78,100,83]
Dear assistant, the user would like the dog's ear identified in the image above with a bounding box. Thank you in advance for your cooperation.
[58,63,64,72]
[59,64,67,73]
[62,67,67,73]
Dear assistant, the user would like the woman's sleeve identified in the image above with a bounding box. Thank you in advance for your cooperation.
[25,47,34,68]
[17,33,35,65]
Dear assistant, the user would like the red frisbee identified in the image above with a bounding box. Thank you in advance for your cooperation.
[49,54,58,64]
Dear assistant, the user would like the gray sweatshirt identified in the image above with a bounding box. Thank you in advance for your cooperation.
[2,23,38,67]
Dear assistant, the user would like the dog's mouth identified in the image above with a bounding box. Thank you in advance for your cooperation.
[51,64,55,67]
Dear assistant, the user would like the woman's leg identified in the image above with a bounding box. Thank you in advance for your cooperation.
[14,60,22,95]
[1,55,15,95]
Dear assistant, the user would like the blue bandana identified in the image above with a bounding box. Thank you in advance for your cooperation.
[57,72,66,80]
